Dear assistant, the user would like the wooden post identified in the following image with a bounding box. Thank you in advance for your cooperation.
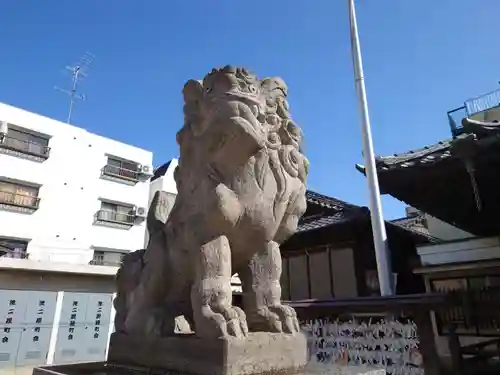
[447,324,464,375]
[414,309,442,375]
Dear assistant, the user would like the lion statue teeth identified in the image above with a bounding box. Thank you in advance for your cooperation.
[114,66,309,339]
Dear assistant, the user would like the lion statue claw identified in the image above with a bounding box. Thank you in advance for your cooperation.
[115,66,308,339]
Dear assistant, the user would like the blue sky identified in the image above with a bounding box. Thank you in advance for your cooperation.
[0,0,498,219]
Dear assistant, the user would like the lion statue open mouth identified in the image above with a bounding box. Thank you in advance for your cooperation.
[114,66,309,339]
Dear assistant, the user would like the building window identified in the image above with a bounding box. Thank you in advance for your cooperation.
[101,157,140,182]
[0,238,29,259]
[90,250,126,267]
[431,275,500,336]
[92,251,105,265]
[96,201,135,226]
[0,125,50,159]
[0,180,40,211]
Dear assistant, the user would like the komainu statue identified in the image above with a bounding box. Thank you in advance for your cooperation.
[115,66,309,340]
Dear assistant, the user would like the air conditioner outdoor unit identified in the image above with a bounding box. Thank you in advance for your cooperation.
[138,165,153,176]
[135,206,147,217]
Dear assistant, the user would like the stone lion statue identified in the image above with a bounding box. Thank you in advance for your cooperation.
[114,66,309,339]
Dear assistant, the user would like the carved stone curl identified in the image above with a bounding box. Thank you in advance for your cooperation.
[114,66,308,339]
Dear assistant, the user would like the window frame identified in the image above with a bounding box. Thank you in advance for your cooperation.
[102,156,140,182]
[0,124,51,159]
[90,249,127,266]
[0,179,41,210]
[0,237,29,259]
[96,199,136,225]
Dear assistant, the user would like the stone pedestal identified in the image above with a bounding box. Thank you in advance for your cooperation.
[107,332,308,375]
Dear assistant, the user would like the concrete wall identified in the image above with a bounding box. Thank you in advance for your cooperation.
[0,268,116,294]
[470,106,500,123]
[0,102,153,266]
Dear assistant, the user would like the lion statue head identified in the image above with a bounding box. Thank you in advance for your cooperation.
[175,66,308,201]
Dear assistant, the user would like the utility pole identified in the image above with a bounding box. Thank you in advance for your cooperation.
[55,52,95,124]
[347,0,393,296]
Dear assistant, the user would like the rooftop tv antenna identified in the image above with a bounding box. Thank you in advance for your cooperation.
[55,52,95,124]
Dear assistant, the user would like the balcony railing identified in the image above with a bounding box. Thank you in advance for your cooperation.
[448,88,500,138]
[96,209,135,225]
[0,135,50,158]
[1,250,29,259]
[465,88,500,116]
[0,191,40,209]
[447,106,468,137]
[89,258,122,267]
[101,164,139,182]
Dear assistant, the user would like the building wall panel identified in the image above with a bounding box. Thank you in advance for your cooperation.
[309,250,332,299]
[330,248,358,298]
[53,292,113,364]
[289,255,309,300]
[0,290,57,368]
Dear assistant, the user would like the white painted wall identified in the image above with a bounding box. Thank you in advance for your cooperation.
[417,236,500,266]
[149,159,178,197]
[0,102,153,267]
[144,158,178,247]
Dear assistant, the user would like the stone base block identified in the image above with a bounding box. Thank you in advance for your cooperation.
[107,332,308,375]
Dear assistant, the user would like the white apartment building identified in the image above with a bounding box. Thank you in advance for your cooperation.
[0,102,153,274]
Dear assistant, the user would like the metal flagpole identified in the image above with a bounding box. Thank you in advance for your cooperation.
[347,0,394,296]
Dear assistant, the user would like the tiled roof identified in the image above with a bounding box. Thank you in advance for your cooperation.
[391,215,427,227]
[297,212,358,233]
[358,119,500,173]
[389,214,442,243]
[296,191,368,233]
[356,140,454,172]
[305,190,365,211]
[300,191,437,242]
